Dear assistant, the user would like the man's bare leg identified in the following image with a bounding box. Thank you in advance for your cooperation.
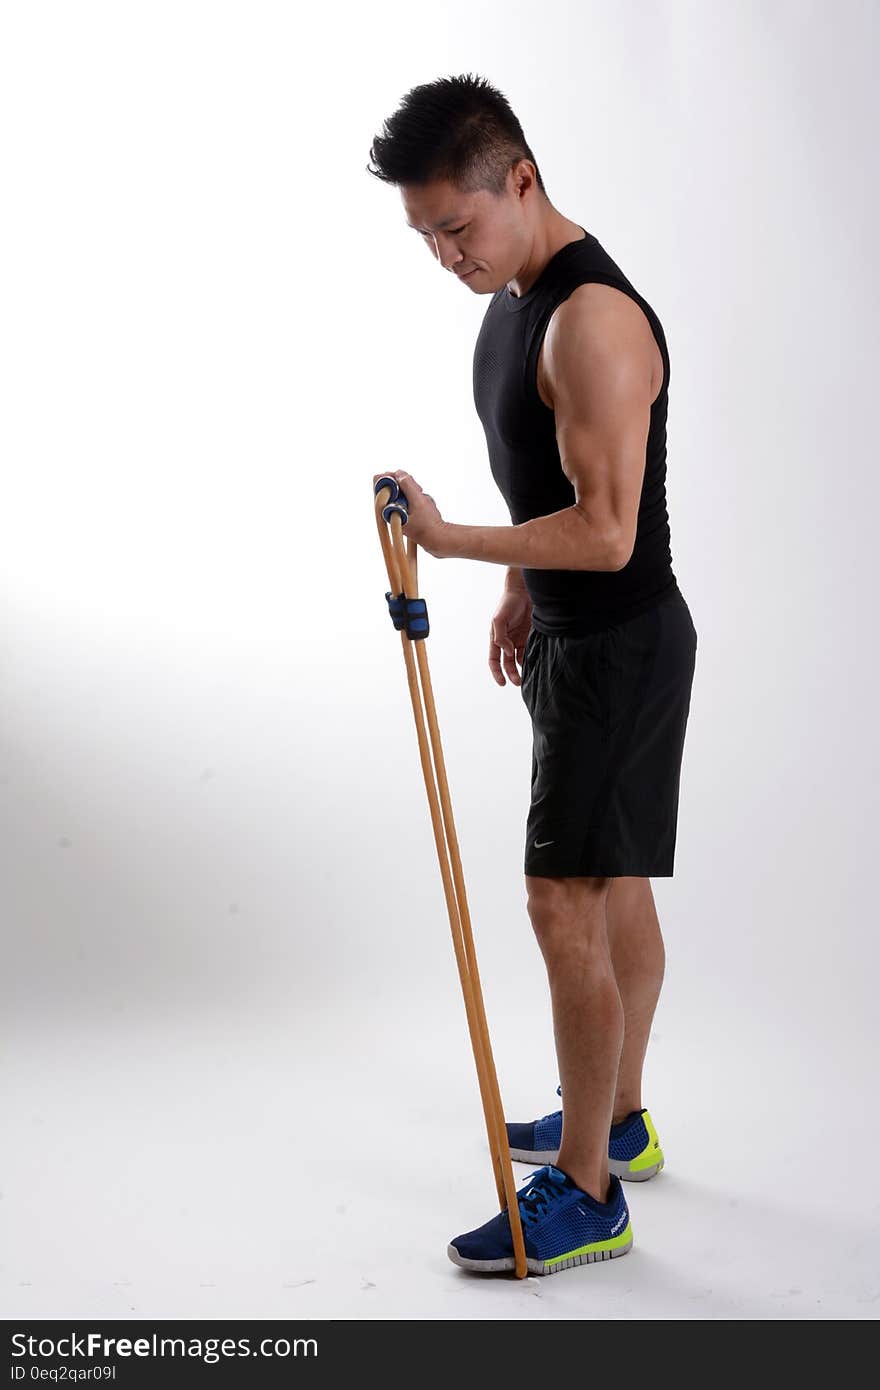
[525,873,620,1205]
[605,876,666,1122]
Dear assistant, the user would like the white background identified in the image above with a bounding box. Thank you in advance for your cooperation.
[2,0,878,1321]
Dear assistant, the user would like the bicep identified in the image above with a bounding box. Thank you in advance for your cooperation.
[543,286,656,559]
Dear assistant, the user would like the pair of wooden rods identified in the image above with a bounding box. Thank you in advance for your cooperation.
[373,483,526,1279]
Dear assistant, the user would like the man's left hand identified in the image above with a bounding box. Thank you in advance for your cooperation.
[372,470,448,558]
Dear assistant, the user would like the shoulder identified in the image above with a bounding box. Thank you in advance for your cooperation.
[540,281,662,406]
[546,281,654,349]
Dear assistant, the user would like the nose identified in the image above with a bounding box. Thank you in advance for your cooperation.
[430,233,464,273]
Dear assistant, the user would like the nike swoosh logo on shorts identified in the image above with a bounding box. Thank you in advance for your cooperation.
[533,839,555,848]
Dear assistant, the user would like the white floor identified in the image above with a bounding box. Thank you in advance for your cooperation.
[3,984,877,1321]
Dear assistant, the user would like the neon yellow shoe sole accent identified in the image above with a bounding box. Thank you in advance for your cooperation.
[542,1220,634,1267]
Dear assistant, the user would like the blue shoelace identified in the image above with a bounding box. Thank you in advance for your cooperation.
[517,1165,571,1229]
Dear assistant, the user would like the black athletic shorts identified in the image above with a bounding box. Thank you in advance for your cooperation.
[520,584,697,878]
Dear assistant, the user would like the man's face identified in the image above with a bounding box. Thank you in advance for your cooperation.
[400,172,526,293]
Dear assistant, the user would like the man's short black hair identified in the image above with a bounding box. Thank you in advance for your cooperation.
[367,72,546,198]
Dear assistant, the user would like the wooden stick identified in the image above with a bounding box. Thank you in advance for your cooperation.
[373,486,527,1280]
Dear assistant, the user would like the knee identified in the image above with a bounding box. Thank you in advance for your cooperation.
[525,875,612,959]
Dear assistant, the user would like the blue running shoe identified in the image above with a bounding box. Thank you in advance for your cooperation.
[447,1163,632,1275]
[507,1086,665,1181]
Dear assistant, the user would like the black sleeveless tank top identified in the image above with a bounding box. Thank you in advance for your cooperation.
[472,227,679,635]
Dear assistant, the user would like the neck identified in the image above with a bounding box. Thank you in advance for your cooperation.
[507,213,586,297]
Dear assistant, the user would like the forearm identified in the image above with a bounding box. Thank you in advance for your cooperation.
[439,505,623,571]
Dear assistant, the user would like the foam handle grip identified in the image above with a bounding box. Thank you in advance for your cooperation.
[374,475,401,501]
[382,500,409,525]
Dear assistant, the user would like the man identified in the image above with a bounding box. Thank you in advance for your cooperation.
[368,74,697,1276]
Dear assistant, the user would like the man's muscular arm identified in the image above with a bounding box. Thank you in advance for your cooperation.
[439,282,657,570]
